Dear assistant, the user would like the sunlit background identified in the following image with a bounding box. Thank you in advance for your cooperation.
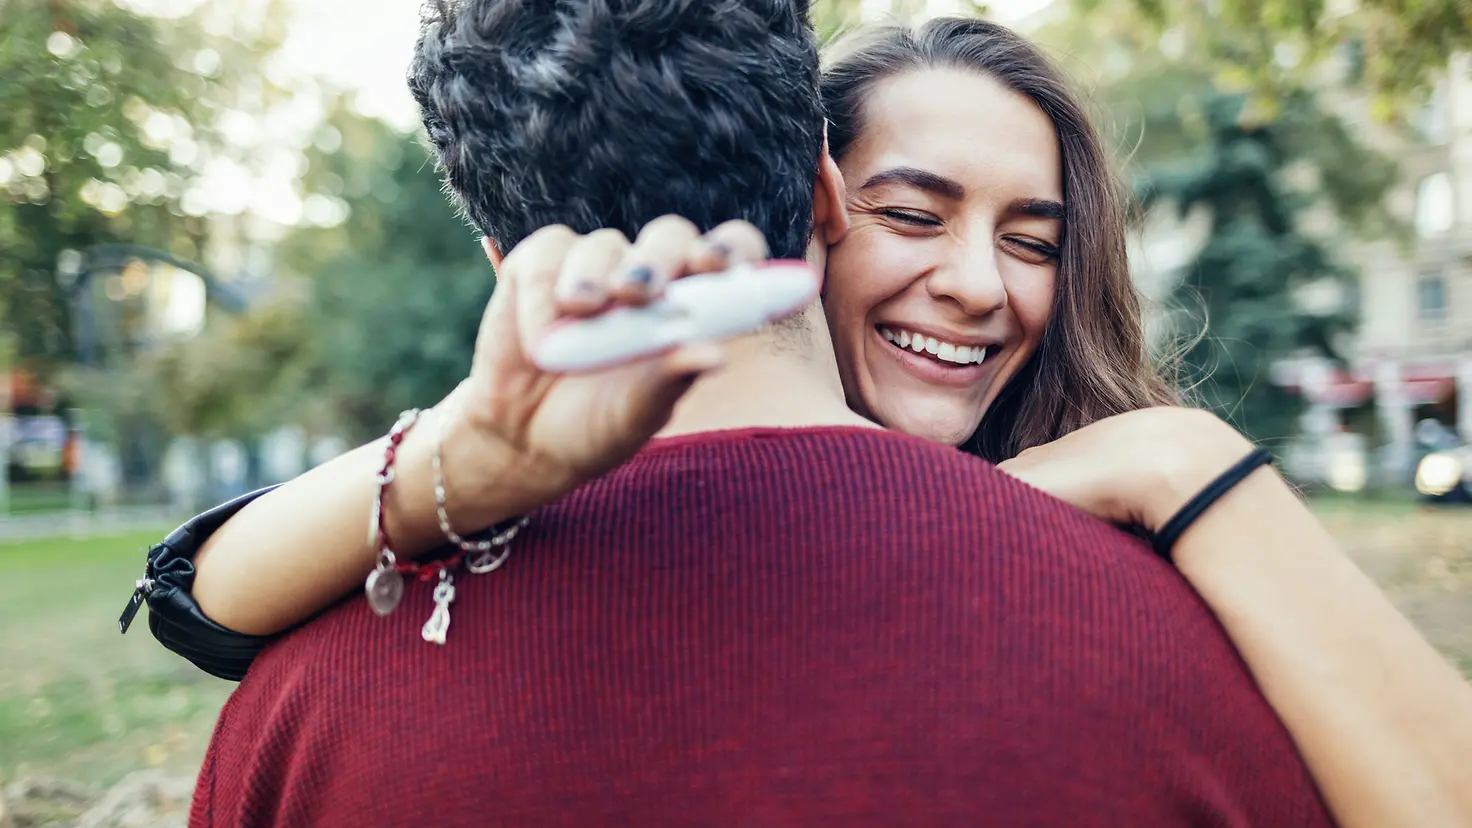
[1,0,1469,822]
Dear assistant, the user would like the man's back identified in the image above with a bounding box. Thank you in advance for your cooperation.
[194,427,1330,827]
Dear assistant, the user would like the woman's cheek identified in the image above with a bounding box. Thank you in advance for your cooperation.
[840,229,928,302]
[1007,267,1058,346]
[825,228,888,320]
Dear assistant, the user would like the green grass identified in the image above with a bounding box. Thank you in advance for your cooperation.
[0,528,233,788]
[1306,489,1424,513]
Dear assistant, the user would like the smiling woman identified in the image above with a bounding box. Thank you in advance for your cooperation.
[821,19,1178,458]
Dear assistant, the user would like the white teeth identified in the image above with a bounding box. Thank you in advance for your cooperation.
[878,327,991,366]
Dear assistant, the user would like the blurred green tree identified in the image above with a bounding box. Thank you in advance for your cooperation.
[1144,90,1397,443]
[3,0,201,373]
[1079,0,1469,116]
[0,0,286,381]
[1039,7,1400,444]
[140,105,494,442]
[284,112,493,441]
[92,295,323,442]
[810,0,991,39]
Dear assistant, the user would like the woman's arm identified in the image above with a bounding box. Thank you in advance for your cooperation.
[190,395,531,636]
[1173,451,1472,828]
[1000,407,1472,828]
[146,218,764,646]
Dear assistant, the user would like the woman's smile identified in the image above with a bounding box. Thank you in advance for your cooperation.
[872,323,1001,389]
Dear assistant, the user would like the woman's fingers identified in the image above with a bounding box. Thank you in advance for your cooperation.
[684,219,770,276]
[552,228,630,316]
[609,215,704,305]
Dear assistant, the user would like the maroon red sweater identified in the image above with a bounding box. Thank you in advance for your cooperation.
[193,427,1332,827]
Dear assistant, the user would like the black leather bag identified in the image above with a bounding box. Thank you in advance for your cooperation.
[119,486,281,682]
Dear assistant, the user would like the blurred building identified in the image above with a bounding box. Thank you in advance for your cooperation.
[1275,54,1472,486]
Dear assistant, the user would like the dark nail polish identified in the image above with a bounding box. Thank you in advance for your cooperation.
[709,243,733,263]
[625,266,655,286]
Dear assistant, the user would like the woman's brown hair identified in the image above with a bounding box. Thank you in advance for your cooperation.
[822,17,1178,462]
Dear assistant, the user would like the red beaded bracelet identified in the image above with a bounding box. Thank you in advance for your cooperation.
[361,408,528,646]
[364,409,426,618]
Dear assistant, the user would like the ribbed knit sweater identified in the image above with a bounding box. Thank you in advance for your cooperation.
[192,427,1331,827]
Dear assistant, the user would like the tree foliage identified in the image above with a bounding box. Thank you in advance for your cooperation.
[1079,0,1468,115]
[810,0,991,40]
[127,108,492,443]
[1147,90,1398,442]
[280,112,493,441]
[0,0,287,377]
[1039,3,1401,443]
[2,0,199,370]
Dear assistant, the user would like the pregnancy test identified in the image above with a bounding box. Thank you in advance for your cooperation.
[532,260,819,373]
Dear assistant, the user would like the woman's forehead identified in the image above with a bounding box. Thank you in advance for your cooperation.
[849,68,1063,204]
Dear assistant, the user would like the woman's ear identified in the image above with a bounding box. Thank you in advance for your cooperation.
[812,126,850,245]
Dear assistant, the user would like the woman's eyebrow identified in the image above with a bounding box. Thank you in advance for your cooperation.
[859,166,966,201]
[1010,198,1064,220]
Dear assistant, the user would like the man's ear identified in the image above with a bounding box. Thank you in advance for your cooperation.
[812,126,850,246]
[481,236,504,269]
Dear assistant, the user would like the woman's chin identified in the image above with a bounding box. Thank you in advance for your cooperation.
[875,406,983,448]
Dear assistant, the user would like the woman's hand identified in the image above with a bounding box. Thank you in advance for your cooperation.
[996,406,1256,533]
[441,216,772,529]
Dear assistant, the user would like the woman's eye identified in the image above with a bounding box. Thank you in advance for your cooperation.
[1003,236,1060,265]
[879,209,942,228]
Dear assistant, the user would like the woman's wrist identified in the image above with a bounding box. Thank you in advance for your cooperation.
[434,394,546,532]
[377,398,514,560]
[409,386,577,545]
[1137,409,1256,533]
[1164,440,1312,591]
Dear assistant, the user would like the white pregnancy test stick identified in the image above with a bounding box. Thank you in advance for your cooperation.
[532,260,819,373]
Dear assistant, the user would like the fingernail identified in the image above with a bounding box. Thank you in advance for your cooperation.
[624,266,655,287]
[708,243,733,264]
[561,280,602,300]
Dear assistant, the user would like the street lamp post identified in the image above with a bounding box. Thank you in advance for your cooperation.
[62,244,246,367]
[56,245,248,510]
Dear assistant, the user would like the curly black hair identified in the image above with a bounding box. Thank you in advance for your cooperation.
[408,0,822,260]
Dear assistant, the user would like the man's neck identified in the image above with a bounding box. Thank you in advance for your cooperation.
[657,304,879,438]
